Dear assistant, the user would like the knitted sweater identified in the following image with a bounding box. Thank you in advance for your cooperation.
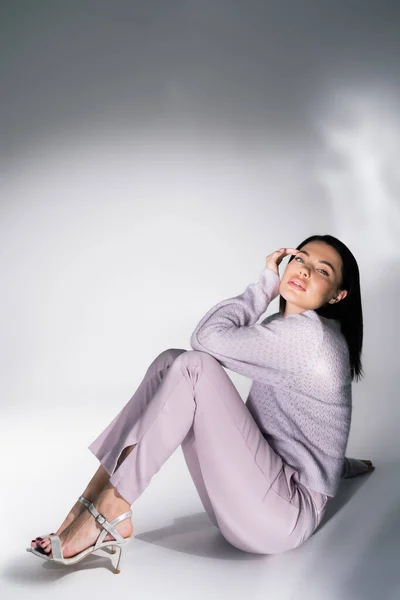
[190,266,352,497]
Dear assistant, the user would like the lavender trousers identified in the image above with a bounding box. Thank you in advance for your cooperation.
[88,348,329,554]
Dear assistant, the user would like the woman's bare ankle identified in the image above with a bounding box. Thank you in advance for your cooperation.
[95,482,131,520]
[81,465,111,502]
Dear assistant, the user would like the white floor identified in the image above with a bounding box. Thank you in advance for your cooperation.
[1,416,399,600]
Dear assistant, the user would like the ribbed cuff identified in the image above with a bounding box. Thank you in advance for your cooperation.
[259,267,281,300]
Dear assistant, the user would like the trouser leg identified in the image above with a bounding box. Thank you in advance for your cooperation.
[88,349,309,554]
[88,347,187,484]
[89,347,220,526]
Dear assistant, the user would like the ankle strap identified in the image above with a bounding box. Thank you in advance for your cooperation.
[86,501,132,550]
[78,495,91,508]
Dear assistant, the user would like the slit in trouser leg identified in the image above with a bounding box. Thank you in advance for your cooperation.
[113,444,137,474]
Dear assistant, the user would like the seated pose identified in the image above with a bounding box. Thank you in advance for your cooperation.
[27,234,374,572]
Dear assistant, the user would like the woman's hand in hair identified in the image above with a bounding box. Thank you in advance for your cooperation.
[265,248,300,276]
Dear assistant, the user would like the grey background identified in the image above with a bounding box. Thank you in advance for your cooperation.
[1,2,399,599]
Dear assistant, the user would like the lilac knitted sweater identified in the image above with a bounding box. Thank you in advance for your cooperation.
[190,266,352,497]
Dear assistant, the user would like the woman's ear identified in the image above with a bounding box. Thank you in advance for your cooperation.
[329,289,348,304]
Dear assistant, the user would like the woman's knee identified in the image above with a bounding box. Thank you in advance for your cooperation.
[176,349,223,372]
[148,348,188,372]
[168,350,226,386]
[159,347,188,363]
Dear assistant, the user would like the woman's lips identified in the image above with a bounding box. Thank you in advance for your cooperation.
[288,280,306,291]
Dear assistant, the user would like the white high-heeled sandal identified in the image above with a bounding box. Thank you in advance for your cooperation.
[26,495,133,573]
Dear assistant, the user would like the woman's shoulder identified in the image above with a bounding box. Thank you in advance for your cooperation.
[262,309,323,339]
[271,310,349,376]
[313,314,351,382]
[260,310,324,359]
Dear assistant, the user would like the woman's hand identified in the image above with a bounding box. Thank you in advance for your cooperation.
[266,248,300,276]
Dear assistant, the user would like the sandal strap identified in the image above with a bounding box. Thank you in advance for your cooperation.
[110,510,133,528]
[79,496,132,527]
[95,510,132,548]
[49,535,64,563]
[45,500,133,561]
[86,502,132,550]
[78,495,91,508]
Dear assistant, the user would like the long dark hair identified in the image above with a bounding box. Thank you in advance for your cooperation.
[279,234,364,382]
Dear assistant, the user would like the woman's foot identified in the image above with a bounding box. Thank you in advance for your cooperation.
[361,459,374,471]
[30,499,87,552]
[30,446,136,553]
[36,483,132,559]
[356,459,375,474]
[31,464,111,551]
[342,458,375,478]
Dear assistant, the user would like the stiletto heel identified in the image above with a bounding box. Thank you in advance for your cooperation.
[114,542,128,574]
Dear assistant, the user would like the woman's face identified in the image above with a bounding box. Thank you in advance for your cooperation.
[280,241,348,317]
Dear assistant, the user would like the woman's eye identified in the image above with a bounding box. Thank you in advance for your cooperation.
[295,256,329,276]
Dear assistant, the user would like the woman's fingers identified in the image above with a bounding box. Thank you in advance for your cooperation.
[272,248,299,258]
[266,248,299,269]
[280,248,299,255]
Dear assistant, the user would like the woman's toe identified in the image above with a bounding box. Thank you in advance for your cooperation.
[361,460,375,472]
[30,537,49,554]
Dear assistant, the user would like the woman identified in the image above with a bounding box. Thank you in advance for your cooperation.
[27,234,374,572]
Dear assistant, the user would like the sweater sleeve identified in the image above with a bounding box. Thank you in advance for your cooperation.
[190,267,323,387]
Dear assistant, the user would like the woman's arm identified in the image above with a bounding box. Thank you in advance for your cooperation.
[190,266,323,387]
